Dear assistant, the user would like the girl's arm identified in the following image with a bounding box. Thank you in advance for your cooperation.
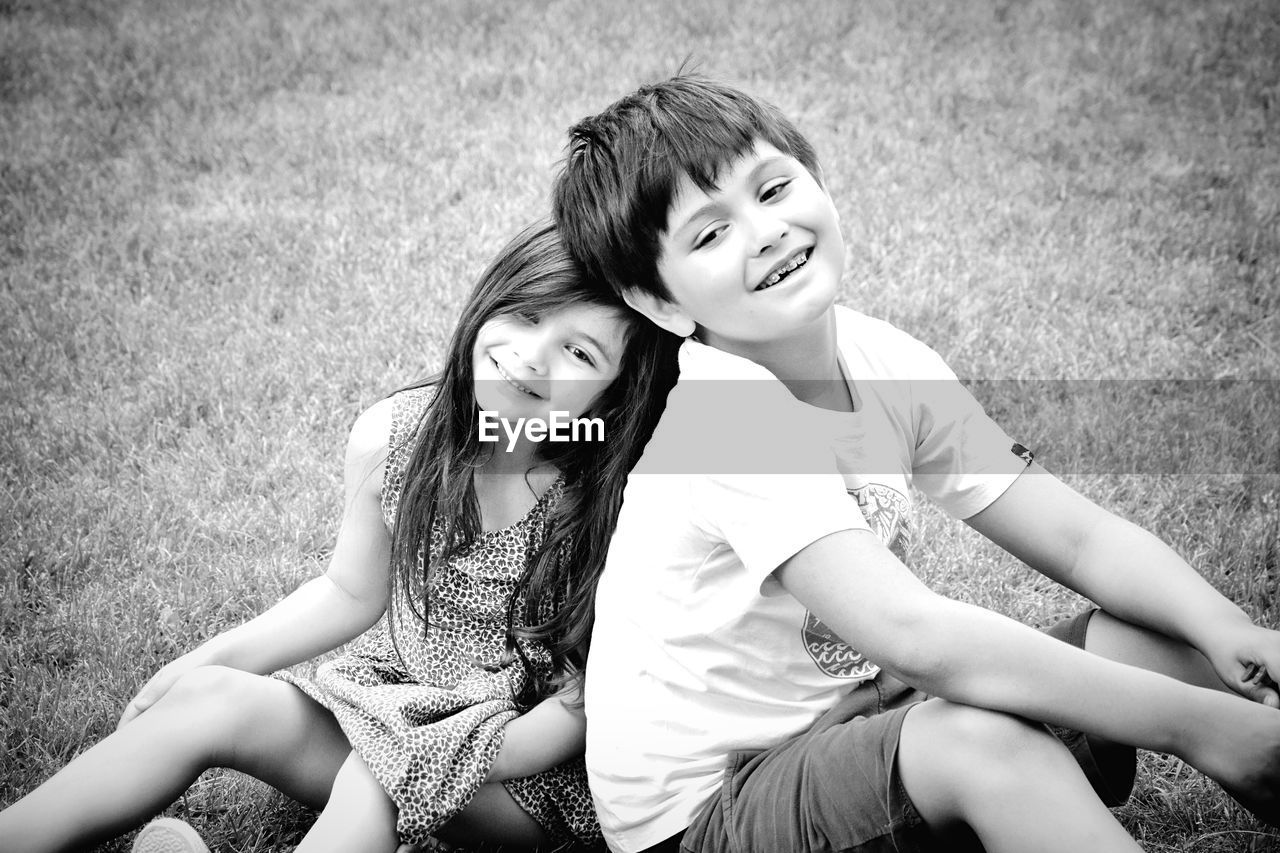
[484,676,587,782]
[121,399,395,725]
[965,463,1280,706]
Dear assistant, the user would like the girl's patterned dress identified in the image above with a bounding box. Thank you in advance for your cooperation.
[277,388,601,849]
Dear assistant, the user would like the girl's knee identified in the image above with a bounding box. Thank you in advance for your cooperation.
[161,666,275,746]
[164,665,253,713]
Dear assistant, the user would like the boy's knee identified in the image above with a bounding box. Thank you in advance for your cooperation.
[949,704,1043,746]
[960,710,1076,802]
[909,702,1064,785]
[898,701,1075,827]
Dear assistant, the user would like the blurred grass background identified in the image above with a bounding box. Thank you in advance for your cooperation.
[1,0,1277,850]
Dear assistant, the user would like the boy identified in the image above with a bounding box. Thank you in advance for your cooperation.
[551,75,1280,853]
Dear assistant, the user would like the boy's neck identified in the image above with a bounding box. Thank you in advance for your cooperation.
[709,309,852,412]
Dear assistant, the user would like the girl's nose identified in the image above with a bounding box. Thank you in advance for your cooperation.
[512,332,550,373]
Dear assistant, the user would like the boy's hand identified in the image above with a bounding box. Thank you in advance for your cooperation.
[1205,623,1280,708]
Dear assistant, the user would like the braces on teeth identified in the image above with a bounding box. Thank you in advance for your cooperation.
[760,251,808,289]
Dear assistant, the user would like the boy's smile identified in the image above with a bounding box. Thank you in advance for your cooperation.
[644,140,845,364]
[755,246,812,291]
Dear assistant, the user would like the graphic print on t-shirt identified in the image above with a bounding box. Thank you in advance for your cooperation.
[802,483,911,678]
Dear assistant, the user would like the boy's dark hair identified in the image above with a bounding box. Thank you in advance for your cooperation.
[552,74,821,301]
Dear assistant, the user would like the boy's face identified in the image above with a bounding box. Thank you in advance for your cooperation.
[637,140,845,361]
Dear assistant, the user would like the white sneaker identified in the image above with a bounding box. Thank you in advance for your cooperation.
[131,818,212,853]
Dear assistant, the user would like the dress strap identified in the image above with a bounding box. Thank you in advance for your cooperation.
[381,385,437,530]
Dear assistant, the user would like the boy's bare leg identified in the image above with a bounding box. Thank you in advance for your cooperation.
[296,750,400,853]
[1083,610,1227,692]
[897,700,1143,853]
[1081,609,1280,824]
[0,666,352,853]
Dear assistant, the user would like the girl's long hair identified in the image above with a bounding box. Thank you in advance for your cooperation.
[387,219,678,708]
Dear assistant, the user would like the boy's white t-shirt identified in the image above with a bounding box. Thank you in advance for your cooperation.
[585,306,1032,853]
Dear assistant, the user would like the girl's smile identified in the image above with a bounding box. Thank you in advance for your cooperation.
[472,303,627,438]
[490,355,543,398]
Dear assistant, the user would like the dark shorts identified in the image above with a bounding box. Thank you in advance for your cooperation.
[650,610,1137,853]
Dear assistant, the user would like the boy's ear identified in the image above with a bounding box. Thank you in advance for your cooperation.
[814,165,840,222]
[622,288,697,338]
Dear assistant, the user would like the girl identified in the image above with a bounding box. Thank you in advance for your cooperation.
[0,220,679,853]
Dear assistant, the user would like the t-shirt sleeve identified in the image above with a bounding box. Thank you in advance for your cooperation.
[644,337,870,585]
[692,470,868,584]
[906,348,1032,519]
[680,386,870,584]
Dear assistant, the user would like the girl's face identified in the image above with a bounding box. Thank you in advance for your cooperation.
[472,302,629,429]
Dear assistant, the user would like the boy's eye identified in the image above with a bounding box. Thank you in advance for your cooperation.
[693,225,727,250]
[566,345,595,366]
[760,179,791,202]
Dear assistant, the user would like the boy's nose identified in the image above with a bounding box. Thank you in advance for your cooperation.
[751,213,789,255]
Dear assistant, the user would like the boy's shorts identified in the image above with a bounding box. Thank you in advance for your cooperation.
[657,609,1137,853]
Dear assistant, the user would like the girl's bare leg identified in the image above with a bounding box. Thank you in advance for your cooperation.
[302,762,557,853]
[296,750,400,853]
[897,700,1143,853]
[434,782,555,850]
[0,666,351,853]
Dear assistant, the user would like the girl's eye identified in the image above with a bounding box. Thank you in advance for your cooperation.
[760,179,791,202]
[566,345,596,366]
[694,225,726,250]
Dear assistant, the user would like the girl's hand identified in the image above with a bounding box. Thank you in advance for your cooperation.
[117,647,218,728]
[1205,623,1280,708]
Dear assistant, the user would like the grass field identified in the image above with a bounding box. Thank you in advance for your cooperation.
[2,0,1278,850]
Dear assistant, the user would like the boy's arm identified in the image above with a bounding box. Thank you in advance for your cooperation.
[772,528,1280,791]
[965,464,1280,706]
[484,677,586,782]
